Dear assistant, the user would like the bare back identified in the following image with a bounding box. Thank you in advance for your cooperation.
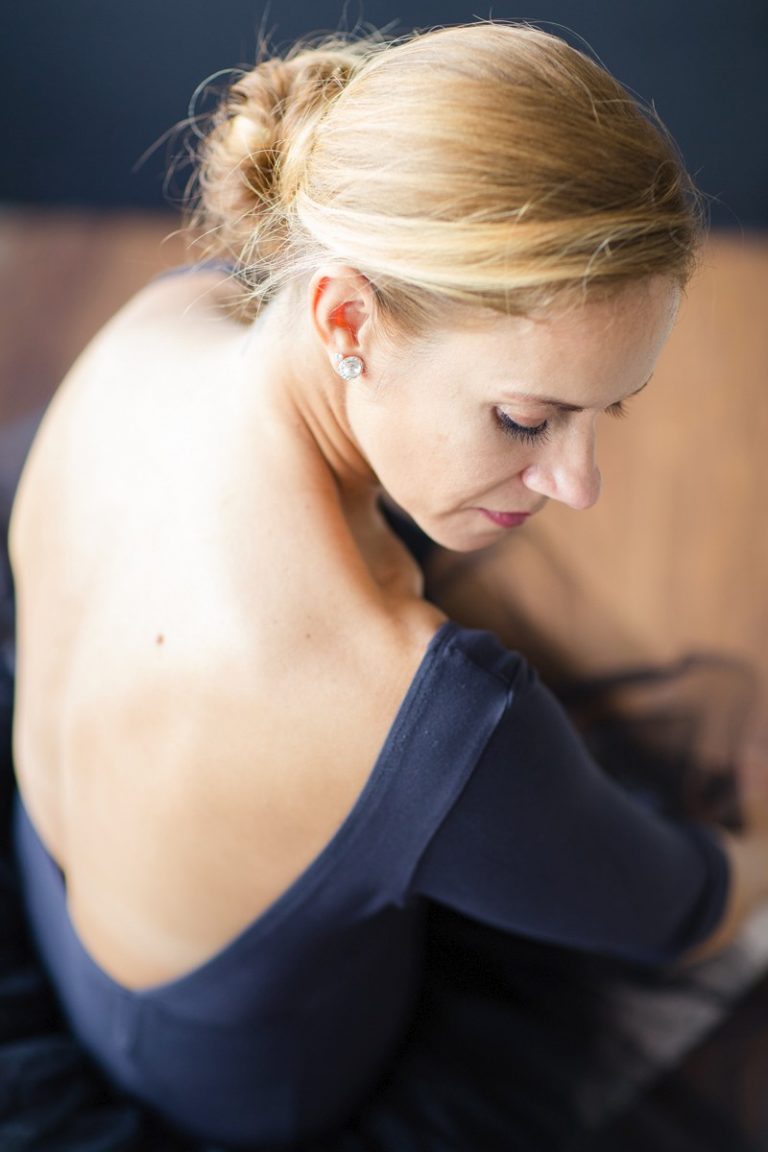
[9,269,444,989]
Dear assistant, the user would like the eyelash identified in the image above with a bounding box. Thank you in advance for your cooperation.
[494,410,551,444]
[494,400,628,444]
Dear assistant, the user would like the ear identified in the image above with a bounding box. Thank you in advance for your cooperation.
[308,266,376,367]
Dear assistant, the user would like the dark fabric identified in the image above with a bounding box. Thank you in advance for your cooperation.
[414,674,729,967]
[12,619,729,1147]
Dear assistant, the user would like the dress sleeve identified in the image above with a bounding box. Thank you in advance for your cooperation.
[411,660,731,966]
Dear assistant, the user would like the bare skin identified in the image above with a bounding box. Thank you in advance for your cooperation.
[9,266,768,987]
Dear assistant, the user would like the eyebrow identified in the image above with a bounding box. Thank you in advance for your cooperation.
[501,373,654,412]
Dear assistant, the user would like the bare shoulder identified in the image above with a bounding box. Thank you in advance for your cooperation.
[17,263,238,426]
[8,265,239,562]
[107,264,243,335]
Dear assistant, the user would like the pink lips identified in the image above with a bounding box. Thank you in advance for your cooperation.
[478,509,531,528]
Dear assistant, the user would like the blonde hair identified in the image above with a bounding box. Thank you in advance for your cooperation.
[186,22,705,328]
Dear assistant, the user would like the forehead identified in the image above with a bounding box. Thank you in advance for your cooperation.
[468,278,679,364]
[489,277,679,337]
[419,277,681,404]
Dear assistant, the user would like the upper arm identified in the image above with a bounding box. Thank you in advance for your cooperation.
[412,669,731,967]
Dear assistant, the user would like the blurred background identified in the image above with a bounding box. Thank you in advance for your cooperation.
[1,2,767,1147]
[0,0,765,223]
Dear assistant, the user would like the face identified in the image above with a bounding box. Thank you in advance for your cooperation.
[345,276,681,551]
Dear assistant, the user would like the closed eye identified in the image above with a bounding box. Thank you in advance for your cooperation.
[494,409,551,444]
[496,396,630,442]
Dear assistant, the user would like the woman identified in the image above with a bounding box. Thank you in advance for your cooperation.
[7,21,768,1151]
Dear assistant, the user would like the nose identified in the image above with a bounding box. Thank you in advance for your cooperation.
[520,423,602,511]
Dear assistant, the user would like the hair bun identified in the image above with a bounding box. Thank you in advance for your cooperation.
[194,46,366,289]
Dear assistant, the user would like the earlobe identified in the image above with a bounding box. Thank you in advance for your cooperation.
[333,353,365,380]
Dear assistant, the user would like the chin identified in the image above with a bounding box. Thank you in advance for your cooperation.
[443,535,500,554]
[413,518,500,555]
[385,498,504,555]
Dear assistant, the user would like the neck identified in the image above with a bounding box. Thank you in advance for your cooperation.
[239,290,378,505]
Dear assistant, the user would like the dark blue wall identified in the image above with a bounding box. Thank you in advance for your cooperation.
[1,0,766,226]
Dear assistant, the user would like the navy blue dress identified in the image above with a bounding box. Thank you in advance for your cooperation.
[12,614,728,1147]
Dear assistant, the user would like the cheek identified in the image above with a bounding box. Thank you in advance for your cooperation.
[424,417,532,503]
[349,380,529,500]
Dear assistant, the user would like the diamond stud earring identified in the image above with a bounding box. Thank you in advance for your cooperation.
[334,353,364,381]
